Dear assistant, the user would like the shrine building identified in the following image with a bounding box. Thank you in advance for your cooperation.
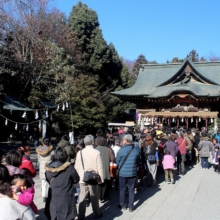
[112,58,220,129]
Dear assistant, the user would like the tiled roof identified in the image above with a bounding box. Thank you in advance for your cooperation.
[112,58,220,98]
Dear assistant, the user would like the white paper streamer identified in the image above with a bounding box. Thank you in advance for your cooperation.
[10,109,13,115]
[62,103,65,111]
[211,118,213,123]
[15,123,18,130]
[172,118,175,123]
[46,109,48,118]
[26,124,29,131]
[181,118,184,122]
[191,118,193,123]
[199,118,201,122]
[5,119,8,126]
[56,104,59,112]
[22,111,26,118]
[39,121,41,129]
[65,102,69,108]
[35,110,39,119]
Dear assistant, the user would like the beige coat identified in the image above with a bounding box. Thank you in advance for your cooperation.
[36,145,54,180]
[75,145,104,184]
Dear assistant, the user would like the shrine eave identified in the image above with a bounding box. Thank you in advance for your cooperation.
[112,58,220,98]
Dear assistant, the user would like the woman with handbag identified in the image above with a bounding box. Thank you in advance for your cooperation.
[45,147,79,220]
[95,136,112,202]
[144,134,159,187]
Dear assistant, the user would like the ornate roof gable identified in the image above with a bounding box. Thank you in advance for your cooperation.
[158,58,218,87]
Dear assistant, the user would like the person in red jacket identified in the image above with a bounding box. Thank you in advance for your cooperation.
[176,131,188,175]
[18,146,36,178]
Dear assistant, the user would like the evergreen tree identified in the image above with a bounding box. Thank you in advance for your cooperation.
[105,61,135,122]
[55,74,106,133]
[188,49,199,62]
[68,2,122,95]
[132,54,148,78]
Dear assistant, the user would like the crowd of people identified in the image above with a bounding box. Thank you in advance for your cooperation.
[0,124,220,220]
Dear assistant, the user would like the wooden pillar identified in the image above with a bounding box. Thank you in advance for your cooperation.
[186,118,188,129]
[168,117,170,125]
[206,118,208,131]
[177,118,179,128]
[196,117,198,129]
[159,117,161,125]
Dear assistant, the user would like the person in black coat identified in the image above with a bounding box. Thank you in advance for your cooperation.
[194,130,201,164]
[45,147,79,220]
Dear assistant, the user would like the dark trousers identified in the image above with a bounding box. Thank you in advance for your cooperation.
[119,176,136,208]
[214,164,220,172]
[177,154,186,174]
[187,150,192,165]
[201,157,209,169]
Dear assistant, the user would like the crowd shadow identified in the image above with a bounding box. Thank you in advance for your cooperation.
[36,208,47,220]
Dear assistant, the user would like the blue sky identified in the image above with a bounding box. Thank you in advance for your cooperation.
[55,0,220,63]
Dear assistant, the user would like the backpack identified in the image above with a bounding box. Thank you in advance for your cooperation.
[184,136,192,150]
[215,133,220,144]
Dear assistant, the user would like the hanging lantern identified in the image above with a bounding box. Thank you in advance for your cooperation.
[65,102,69,108]
[211,118,214,123]
[35,110,39,119]
[15,123,18,130]
[62,103,65,111]
[181,118,184,122]
[191,118,193,123]
[10,109,13,115]
[22,111,26,118]
[5,119,8,126]
[26,124,29,131]
[172,118,175,123]
[199,117,201,122]
[56,104,59,112]
[45,109,48,118]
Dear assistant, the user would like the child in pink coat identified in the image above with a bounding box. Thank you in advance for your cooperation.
[162,150,175,184]
[11,174,38,214]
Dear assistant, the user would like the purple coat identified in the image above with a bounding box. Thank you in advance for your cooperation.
[163,140,179,160]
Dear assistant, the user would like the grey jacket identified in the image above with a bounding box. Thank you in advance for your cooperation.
[198,137,212,158]
[0,196,35,220]
[57,140,75,162]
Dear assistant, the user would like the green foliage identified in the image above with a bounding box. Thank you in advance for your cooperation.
[188,50,199,62]
[55,75,106,133]
[132,54,148,78]
[105,61,135,122]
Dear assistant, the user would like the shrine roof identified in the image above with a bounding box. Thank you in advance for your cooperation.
[112,58,220,98]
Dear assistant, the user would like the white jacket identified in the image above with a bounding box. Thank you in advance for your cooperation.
[0,196,35,220]
[75,145,104,184]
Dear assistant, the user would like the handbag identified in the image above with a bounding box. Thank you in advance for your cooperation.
[80,150,100,185]
[147,155,157,164]
[116,146,134,178]
[108,148,117,178]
